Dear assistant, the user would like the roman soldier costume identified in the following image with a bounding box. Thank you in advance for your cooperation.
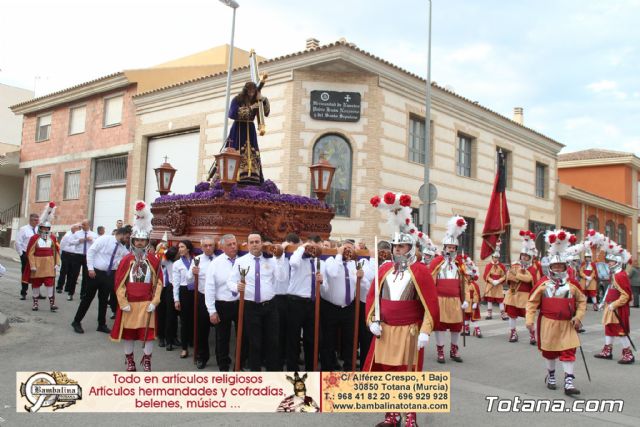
[527,229,587,395]
[462,256,482,338]
[592,233,635,364]
[504,230,538,344]
[110,201,163,372]
[579,242,599,311]
[22,202,60,312]
[366,192,440,427]
[428,216,468,364]
[483,240,507,320]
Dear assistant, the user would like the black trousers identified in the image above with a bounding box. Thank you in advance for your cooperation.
[320,300,355,371]
[214,300,239,371]
[245,299,279,371]
[195,292,211,363]
[358,301,373,369]
[20,253,28,296]
[56,251,71,290]
[178,287,194,351]
[286,295,316,371]
[632,287,640,308]
[73,269,112,327]
[273,294,288,367]
[65,253,84,296]
[156,284,178,341]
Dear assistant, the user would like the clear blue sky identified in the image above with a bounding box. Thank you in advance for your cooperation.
[1,0,638,154]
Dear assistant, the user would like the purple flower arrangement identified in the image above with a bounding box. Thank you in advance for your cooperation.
[156,179,326,208]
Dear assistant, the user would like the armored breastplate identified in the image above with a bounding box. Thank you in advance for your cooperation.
[437,259,460,280]
[381,270,415,301]
[544,280,572,298]
[130,258,151,283]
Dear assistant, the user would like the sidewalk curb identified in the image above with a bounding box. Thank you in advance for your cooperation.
[0,253,20,263]
[0,311,9,334]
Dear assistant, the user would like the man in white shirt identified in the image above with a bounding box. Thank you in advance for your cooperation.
[321,239,363,371]
[71,227,131,334]
[227,233,287,371]
[187,236,216,369]
[285,234,325,371]
[14,213,39,300]
[67,219,99,300]
[56,224,80,293]
[205,234,239,371]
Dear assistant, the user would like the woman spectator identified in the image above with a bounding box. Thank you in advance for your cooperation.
[172,240,195,358]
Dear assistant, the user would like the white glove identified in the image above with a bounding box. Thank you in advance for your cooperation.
[55,265,61,273]
[608,304,615,312]
[492,279,499,286]
[472,303,478,310]
[147,303,156,313]
[461,301,469,310]
[369,322,382,337]
[598,303,604,311]
[417,332,429,349]
[122,305,131,312]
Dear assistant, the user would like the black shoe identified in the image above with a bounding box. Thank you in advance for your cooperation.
[71,321,84,334]
[20,295,26,300]
[166,343,174,351]
[96,324,111,334]
[172,338,182,346]
[196,360,207,370]
[110,313,116,320]
[38,295,46,300]
[219,366,230,372]
[56,288,63,294]
[67,295,73,301]
[158,338,166,348]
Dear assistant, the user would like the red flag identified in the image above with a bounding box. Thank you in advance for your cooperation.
[480,151,511,259]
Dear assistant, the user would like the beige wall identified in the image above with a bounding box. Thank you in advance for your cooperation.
[133,54,562,269]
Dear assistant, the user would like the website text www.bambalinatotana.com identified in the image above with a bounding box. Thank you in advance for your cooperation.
[486,396,624,413]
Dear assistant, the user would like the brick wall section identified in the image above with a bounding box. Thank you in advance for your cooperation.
[21,85,137,228]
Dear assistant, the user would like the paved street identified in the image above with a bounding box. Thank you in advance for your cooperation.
[0,257,638,426]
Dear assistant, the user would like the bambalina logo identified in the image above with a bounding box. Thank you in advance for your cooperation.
[20,372,82,412]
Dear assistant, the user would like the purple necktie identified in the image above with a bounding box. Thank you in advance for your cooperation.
[107,243,118,273]
[343,262,351,305]
[310,259,316,301]
[83,231,88,255]
[254,257,261,303]
[164,268,169,287]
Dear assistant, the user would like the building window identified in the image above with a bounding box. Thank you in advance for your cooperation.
[95,156,128,187]
[496,147,512,189]
[618,224,627,248]
[456,134,473,177]
[63,170,81,200]
[36,174,51,202]
[36,114,51,142]
[587,215,599,231]
[408,116,434,165]
[499,225,511,264]
[69,105,86,135]
[103,95,124,127]
[312,134,352,217]
[605,220,616,240]
[457,216,475,259]
[535,162,547,198]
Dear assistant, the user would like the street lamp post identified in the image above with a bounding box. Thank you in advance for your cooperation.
[422,0,433,235]
[220,0,239,147]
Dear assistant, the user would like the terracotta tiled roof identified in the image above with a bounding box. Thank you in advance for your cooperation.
[9,72,125,110]
[134,40,563,147]
[558,149,635,162]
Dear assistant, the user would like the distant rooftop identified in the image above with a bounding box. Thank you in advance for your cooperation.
[559,149,635,162]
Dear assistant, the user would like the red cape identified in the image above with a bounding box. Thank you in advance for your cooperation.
[483,262,506,281]
[21,234,59,283]
[611,270,632,334]
[110,252,162,341]
[363,261,440,371]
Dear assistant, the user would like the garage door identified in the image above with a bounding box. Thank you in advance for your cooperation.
[145,132,200,206]
[93,187,126,233]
